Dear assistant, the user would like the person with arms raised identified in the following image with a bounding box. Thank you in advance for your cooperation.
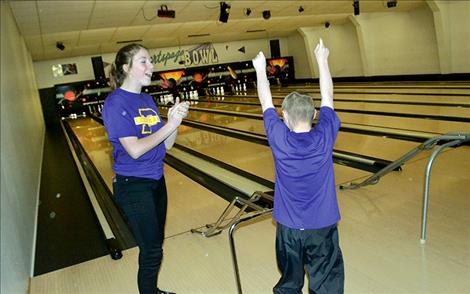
[252,39,344,294]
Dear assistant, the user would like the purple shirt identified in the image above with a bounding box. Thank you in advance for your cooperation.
[102,88,166,180]
[264,106,341,229]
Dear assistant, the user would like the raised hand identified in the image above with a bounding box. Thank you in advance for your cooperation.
[252,51,267,73]
[314,39,334,109]
[252,51,274,112]
[314,38,329,63]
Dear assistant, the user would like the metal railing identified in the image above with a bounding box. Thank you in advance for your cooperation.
[420,133,470,243]
[225,191,274,294]
[191,191,273,237]
[229,208,273,294]
[191,190,274,293]
[340,132,469,190]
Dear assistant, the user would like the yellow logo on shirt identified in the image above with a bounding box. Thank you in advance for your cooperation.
[134,108,160,134]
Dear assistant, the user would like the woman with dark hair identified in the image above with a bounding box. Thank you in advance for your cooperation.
[102,43,189,294]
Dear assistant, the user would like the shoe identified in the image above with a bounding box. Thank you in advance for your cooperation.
[156,288,175,294]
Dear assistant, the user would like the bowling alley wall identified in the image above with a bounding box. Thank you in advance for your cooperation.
[33,1,470,90]
[1,3,45,294]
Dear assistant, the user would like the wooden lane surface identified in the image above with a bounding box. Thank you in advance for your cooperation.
[186,99,470,134]
[209,92,470,107]
[275,83,470,95]
[31,83,470,293]
[175,124,371,185]
[195,94,470,119]
[30,139,470,294]
[166,101,465,164]
[65,118,238,237]
[179,109,425,161]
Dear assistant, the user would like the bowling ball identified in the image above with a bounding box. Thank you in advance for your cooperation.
[63,90,77,101]
[193,73,204,83]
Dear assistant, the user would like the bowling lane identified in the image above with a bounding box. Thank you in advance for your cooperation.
[318,101,469,119]
[194,94,470,120]
[336,112,470,134]
[275,84,470,95]
[65,117,241,236]
[175,124,370,185]
[318,82,470,89]
[66,118,114,190]
[186,99,470,134]
[325,92,470,106]
[233,92,470,107]
[266,85,470,105]
[302,94,469,105]
[185,109,440,162]
[165,108,433,162]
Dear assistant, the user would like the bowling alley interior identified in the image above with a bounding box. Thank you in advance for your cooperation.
[1,1,469,293]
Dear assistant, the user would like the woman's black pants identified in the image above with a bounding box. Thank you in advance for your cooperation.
[113,175,168,294]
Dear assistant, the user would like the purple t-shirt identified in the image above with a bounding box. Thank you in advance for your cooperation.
[102,88,166,180]
[264,106,341,229]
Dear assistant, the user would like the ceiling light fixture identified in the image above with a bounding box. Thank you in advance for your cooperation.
[353,0,360,15]
[219,2,231,23]
[387,0,397,8]
[157,5,175,18]
[262,10,271,20]
[56,42,65,51]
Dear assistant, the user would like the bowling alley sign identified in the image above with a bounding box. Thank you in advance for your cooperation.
[150,43,218,67]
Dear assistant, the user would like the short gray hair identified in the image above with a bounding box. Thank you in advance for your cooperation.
[281,91,316,126]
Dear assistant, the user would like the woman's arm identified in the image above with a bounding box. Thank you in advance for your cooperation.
[119,99,189,158]
[164,129,178,150]
[119,122,179,159]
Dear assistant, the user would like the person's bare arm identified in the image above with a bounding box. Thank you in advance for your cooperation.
[314,39,334,109]
[252,51,274,112]
[163,128,178,150]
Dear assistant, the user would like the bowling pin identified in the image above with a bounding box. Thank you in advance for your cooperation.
[189,90,194,105]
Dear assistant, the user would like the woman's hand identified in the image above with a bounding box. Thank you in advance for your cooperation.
[167,97,189,126]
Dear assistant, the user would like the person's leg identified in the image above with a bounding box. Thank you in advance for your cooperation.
[273,223,305,294]
[152,176,174,294]
[303,224,344,294]
[113,175,165,294]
